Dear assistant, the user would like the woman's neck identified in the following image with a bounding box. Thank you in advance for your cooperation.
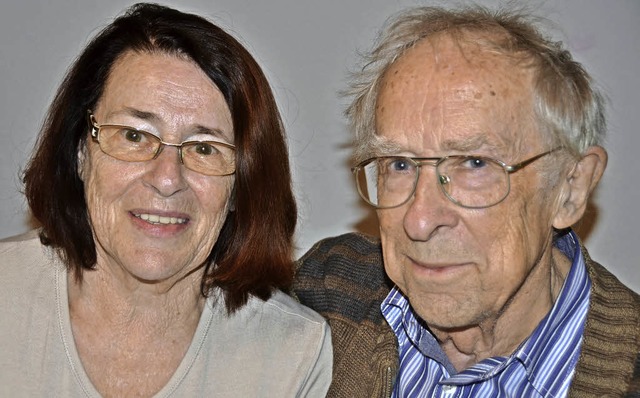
[66,264,207,397]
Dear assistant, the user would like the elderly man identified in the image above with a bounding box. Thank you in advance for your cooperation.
[295,5,639,398]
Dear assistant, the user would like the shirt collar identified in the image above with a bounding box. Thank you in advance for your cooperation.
[382,283,459,375]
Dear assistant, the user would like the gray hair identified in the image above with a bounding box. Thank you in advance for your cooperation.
[345,5,606,162]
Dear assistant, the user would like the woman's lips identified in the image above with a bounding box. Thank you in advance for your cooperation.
[133,212,188,225]
[128,210,191,236]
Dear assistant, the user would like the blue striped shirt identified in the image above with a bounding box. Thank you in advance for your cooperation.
[381,231,591,398]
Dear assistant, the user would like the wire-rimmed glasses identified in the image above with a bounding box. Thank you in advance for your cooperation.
[352,149,560,209]
[87,110,235,176]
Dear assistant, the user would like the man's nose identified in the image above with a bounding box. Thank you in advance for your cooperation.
[402,167,459,241]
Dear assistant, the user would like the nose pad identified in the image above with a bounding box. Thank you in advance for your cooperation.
[152,143,166,159]
[145,142,188,197]
[436,173,454,204]
[153,143,184,165]
[175,146,185,165]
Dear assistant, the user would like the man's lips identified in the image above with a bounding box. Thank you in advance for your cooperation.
[407,257,473,274]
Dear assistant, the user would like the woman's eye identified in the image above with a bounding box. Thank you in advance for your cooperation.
[123,129,143,143]
[194,142,217,156]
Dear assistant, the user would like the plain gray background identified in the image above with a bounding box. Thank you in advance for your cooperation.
[1,0,638,293]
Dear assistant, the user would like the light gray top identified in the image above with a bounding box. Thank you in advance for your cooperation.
[0,230,332,397]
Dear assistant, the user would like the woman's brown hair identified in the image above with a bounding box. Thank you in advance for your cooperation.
[23,3,297,313]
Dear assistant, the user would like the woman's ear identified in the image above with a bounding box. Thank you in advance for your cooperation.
[553,146,607,230]
[77,142,88,182]
[228,185,236,212]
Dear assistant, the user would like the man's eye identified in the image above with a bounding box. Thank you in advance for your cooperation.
[463,157,487,169]
[386,157,414,173]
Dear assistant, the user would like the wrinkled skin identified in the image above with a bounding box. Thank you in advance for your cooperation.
[70,51,236,395]
[375,34,575,368]
[80,51,235,292]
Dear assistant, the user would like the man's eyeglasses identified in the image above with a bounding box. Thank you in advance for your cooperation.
[352,149,560,209]
[87,110,235,176]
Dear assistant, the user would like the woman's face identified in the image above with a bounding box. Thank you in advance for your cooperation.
[80,51,234,286]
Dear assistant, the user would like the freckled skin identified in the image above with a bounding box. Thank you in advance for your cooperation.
[70,51,241,397]
[375,34,570,367]
[81,51,235,289]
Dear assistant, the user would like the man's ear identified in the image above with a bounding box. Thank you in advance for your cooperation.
[553,146,607,230]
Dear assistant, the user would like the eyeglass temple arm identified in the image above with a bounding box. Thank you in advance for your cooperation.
[87,110,100,139]
[504,148,561,173]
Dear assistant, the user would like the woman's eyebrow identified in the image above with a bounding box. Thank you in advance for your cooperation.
[107,107,232,142]
[188,125,230,142]
[103,107,160,123]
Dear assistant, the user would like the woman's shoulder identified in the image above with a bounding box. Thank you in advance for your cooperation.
[208,289,328,331]
[204,289,330,358]
[0,229,59,291]
[213,289,329,342]
[0,229,53,266]
[191,290,332,397]
[0,229,41,245]
[260,289,328,326]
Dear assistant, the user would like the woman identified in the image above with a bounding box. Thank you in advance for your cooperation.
[0,4,331,397]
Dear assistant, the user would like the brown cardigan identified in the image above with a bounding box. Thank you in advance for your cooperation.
[294,232,640,397]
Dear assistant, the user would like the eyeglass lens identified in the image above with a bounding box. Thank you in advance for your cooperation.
[356,156,510,209]
[96,125,235,176]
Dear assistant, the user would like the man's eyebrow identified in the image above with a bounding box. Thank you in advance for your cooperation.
[365,133,495,158]
[368,136,403,156]
[440,135,490,153]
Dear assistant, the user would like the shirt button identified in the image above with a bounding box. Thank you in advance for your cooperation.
[441,385,456,395]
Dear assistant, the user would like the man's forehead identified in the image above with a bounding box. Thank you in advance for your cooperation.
[384,31,527,80]
[373,31,538,158]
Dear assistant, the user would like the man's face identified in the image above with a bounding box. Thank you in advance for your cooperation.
[375,34,561,331]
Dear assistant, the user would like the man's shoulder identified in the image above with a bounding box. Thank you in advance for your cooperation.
[571,255,640,396]
[583,256,639,347]
[585,256,639,309]
[294,232,393,324]
[298,232,385,284]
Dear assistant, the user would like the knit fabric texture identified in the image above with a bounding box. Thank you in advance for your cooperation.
[294,232,640,398]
